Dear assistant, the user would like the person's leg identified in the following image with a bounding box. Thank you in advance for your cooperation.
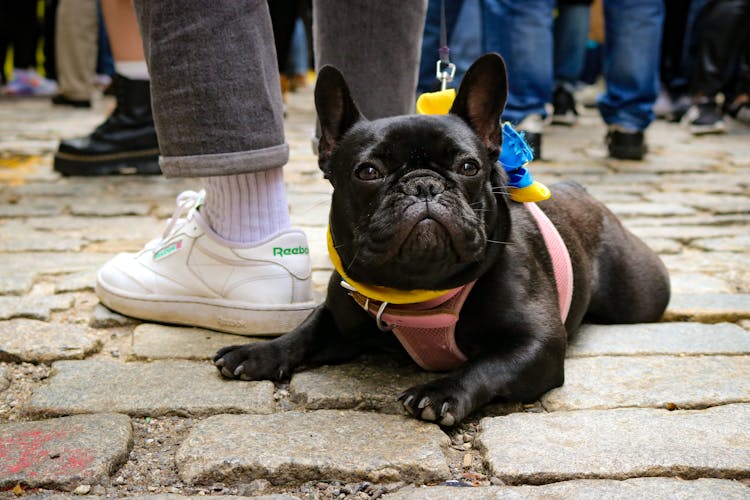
[552,2,590,125]
[95,0,314,335]
[417,0,465,94]
[10,0,39,70]
[554,3,590,88]
[53,0,159,175]
[684,0,747,134]
[268,0,301,100]
[690,0,747,98]
[314,0,428,120]
[3,0,58,96]
[727,14,750,122]
[482,0,555,158]
[598,0,663,159]
[44,0,59,81]
[54,0,98,106]
[447,0,483,91]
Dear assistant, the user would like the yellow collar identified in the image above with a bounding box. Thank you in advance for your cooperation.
[327,227,454,304]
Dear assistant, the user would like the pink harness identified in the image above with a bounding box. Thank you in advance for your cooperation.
[350,202,573,371]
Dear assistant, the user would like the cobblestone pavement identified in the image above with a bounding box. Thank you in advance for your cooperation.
[1,83,749,499]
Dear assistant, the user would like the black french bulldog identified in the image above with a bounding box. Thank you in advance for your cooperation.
[213,53,670,426]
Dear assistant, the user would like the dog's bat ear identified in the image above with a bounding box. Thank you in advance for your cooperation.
[449,53,508,161]
[315,65,364,169]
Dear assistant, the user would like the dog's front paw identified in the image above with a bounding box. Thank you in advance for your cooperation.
[212,343,290,381]
[399,379,471,427]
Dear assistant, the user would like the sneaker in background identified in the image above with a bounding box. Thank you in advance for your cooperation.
[517,114,544,160]
[683,99,726,135]
[606,125,646,160]
[725,96,750,124]
[96,190,317,335]
[2,68,58,97]
[551,85,579,126]
[653,87,674,119]
[669,95,692,122]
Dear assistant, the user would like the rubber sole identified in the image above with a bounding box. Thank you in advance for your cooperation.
[689,122,726,136]
[95,280,317,336]
[54,149,161,176]
[550,111,577,126]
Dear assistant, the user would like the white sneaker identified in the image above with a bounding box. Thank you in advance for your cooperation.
[95,190,316,335]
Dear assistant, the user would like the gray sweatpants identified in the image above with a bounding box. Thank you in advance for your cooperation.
[133,0,427,178]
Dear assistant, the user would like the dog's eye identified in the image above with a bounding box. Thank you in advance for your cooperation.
[458,161,480,176]
[354,163,383,181]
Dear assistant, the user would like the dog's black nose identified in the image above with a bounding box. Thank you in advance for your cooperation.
[402,174,445,200]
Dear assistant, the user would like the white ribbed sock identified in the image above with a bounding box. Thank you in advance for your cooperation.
[115,61,150,80]
[200,169,291,244]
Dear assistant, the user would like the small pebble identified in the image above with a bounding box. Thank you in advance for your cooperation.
[462,453,473,468]
[73,484,91,495]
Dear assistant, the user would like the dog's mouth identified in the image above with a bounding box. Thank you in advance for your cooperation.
[359,199,485,268]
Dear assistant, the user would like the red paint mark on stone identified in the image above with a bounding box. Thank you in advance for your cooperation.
[0,425,93,477]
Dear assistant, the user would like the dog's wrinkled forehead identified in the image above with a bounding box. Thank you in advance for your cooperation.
[344,114,484,166]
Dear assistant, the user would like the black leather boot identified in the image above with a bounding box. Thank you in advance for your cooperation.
[54,75,161,176]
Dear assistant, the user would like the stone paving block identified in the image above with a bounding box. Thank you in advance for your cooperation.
[132,324,262,360]
[0,232,83,252]
[669,273,733,294]
[0,319,102,363]
[289,357,443,414]
[54,270,96,293]
[70,202,151,216]
[541,355,750,411]
[0,294,75,321]
[661,251,748,275]
[0,365,8,391]
[24,215,163,244]
[0,252,111,277]
[176,410,451,485]
[641,237,682,254]
[26,359,275,417]
[88,304,138,328]
[123,496,298,500]
[0,203,61,217]
[692,235,750,253]
[605,202,696,217]
[629,225,748,240]
[0,414,132,490]
[568,322,750,357]
[477,404,750,485]
[625,213,750,227]
[388,478,750,499]
[0,271,34,295]
[645,193,750,214]
[665,293,750,322]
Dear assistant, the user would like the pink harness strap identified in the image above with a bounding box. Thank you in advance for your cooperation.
[524,202,574,321]
[349,202,573,372]
[352,282,475,371]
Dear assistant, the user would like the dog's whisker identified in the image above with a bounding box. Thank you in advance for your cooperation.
[487,239,513,245]
[345,247,361,272]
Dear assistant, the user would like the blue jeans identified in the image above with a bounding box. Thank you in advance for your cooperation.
[417,0,482,94]
[554,3,590,90]
[598,0,664,131]
[483,0,663,131]
[482,0,555,124]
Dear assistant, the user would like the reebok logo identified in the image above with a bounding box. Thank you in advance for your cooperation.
[273,246,309,257]
[154,240,182,260]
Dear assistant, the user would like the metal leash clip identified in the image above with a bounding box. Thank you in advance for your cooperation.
[435,59,456,91]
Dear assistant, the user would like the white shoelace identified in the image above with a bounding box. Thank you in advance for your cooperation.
[145,190,205,250]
